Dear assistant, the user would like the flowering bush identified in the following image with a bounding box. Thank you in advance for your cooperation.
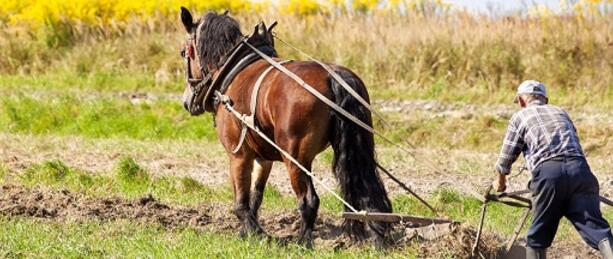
[0,0,262,27]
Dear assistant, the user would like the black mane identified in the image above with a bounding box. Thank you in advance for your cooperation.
[194,12,243,71]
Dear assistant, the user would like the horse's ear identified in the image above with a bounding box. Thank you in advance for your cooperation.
[257,22,266,36]
[251,23,261,36]
[267,21,278,33]
[180,7,194,32]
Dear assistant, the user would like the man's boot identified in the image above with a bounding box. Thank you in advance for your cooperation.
[600,238,613,259]
[526,247,546,259]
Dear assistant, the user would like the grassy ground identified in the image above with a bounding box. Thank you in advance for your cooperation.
[2,82,611,155]
[0,217,405,259]
[0,159,611,257]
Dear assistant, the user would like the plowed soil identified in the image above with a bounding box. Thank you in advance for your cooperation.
[0,184,599,258]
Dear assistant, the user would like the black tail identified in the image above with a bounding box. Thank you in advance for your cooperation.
[329,69,392,240]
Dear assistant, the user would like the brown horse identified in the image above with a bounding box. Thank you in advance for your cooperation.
[179,8,392,247]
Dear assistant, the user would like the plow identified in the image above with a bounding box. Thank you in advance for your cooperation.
[208,27,613,258]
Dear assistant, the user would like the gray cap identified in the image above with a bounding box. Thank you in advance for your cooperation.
[514,80,547,103]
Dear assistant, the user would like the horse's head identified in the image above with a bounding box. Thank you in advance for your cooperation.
[179,7,243,115]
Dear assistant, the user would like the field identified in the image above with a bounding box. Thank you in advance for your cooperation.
[1,0,612,258]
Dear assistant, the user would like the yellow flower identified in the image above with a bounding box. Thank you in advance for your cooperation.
[280,0,325,16]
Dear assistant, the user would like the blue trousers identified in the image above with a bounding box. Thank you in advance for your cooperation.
[527,156,613,249]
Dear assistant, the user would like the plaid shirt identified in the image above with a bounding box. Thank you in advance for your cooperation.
[495,100,584,175]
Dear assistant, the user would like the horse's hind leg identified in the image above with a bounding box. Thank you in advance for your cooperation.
[250,158,272,220]
[284,156,320,248]
[229,155,264,236]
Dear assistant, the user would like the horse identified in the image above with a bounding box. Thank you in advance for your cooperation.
[179,7,392,247]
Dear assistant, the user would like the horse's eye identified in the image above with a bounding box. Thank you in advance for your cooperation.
[180,47,186,58]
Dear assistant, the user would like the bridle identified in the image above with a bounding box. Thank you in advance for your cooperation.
[180,21,277,114]
[181,34,213,112]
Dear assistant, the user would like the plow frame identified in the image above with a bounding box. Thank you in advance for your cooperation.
[470,187,532,258]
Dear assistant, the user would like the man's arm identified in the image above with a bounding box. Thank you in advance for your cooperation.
[495,118,525,175]
[493,172,507,192]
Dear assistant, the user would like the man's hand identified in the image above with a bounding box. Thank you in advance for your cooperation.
[492,173,507,192]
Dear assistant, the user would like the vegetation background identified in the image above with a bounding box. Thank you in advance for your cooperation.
[0,0,611,257]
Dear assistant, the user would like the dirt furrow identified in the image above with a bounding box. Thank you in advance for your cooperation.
[0,184,600,258]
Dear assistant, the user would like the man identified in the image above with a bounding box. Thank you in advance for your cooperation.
[494,80,613,259]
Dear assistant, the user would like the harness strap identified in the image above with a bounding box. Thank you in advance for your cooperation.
[243,40,383,144]
[250,60,292,115]
[231,60,292,154]
[219,52,260,96]
[273,35,391,128]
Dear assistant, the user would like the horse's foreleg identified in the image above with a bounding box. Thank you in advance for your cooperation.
[285,158,320,248]
[250,158,272,219]
[229,155,263,236]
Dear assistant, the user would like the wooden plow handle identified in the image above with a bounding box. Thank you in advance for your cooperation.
[601,196,613,207]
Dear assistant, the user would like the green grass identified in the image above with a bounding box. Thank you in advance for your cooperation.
[2,92,611,155]
[16,158,298,210]
[0,71,182,95]
[115,157,150,182]
[19,158,232,206]
[0,217,412,259]
[0,94,216,141]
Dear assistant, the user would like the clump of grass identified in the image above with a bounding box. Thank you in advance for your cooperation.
[115,157,149,183]
[19,160,96,190]
[260,184,297,210]
[14,158,232,206]
[180,177,204,193]
[42,160,71,180]
[21,160,71,183]
[433,187,461,204]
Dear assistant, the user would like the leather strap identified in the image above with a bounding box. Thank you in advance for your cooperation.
[250,60,292,115]
[219,52,259,96]
[231,60,291,154]
[203,42,277,112]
